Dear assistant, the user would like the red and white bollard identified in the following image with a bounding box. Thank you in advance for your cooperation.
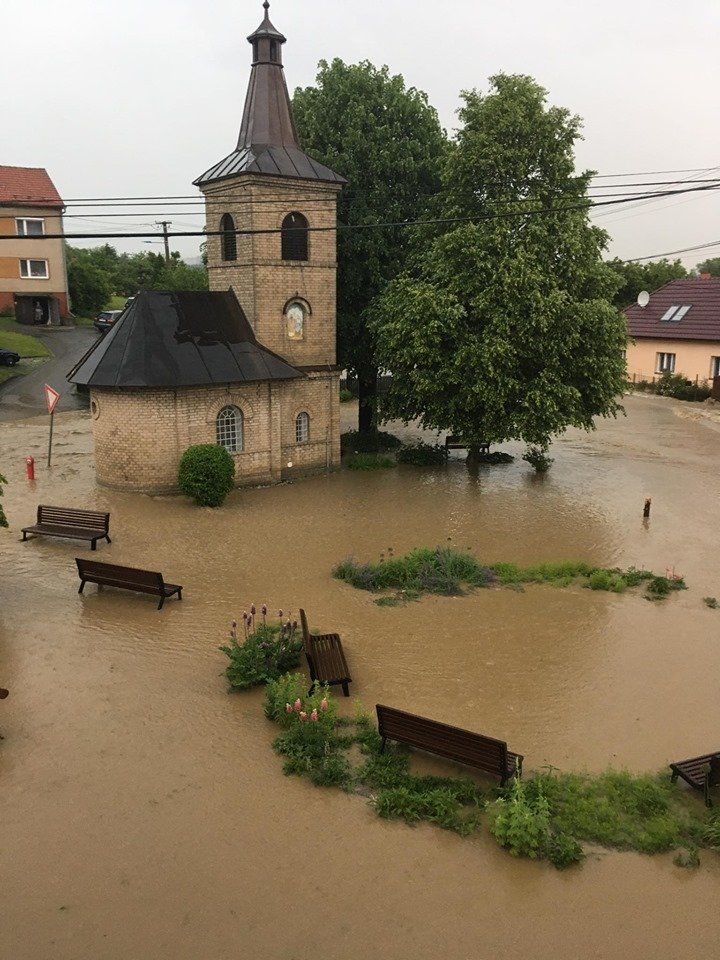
[25,455,35,481]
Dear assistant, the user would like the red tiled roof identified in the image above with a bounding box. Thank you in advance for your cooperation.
[0,166,64,208]
[624,277,720,341]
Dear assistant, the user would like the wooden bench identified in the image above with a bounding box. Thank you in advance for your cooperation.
[445,436,490,455]
[670,752,720,807]
[76,558,182,610]
[23,506,111,550]
[299,609,351,697]
[376,704,522,785]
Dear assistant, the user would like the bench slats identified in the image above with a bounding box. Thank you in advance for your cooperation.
[670,751,720,806]
[377,704,522,783]
[299,609,351,696]
[76,558,182,610]
[23,505,111,549]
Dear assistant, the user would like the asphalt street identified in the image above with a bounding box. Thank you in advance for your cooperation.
[0,325,97,422]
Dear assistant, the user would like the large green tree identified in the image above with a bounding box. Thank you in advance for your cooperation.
[607,257,688,308]
[66,245,113,315]
[371,75,628,458]
[293,59,447,432]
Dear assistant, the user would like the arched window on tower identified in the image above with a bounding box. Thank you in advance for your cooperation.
[220,214,237,262]
[216,405,243,453]
[295,412,310,444]
[281,212,308,261]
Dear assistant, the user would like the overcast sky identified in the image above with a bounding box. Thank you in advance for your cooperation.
[4,0,720,267]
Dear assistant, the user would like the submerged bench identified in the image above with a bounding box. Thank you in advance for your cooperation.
[445,436,490,455]
[23,506,111,550]
[299,609,351,697]
[670,751,720,807]
[376,704,522,785]
[76,558,182,610]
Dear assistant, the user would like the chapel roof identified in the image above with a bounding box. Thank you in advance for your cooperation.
[67,290,304,388]
[624,276,720,342]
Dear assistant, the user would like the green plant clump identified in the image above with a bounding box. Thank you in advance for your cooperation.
[333,548,684,602]
[340,430,402,454]
[522,445,554,473]
[220,610,302,689]
[703,597,718,609]
[346,453,396,471]
[0,473,8,528]
[178,443,235,507]
[339,388,354,403]
[396,442,448,465]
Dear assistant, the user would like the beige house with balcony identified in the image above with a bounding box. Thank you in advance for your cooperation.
[624,276,720,385]
[0,165,69,324]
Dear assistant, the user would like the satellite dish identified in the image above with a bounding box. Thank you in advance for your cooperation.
[637,290,650,308]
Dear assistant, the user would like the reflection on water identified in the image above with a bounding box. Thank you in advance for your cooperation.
[1,395,720,959]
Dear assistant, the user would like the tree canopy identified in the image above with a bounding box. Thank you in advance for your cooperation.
[371,74,628,456]
[293,59,447,431]
[696,257,720,277]
[66,243,208,316]
[607,257,688,308]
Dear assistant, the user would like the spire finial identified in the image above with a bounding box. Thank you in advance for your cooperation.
[263,1,270,13]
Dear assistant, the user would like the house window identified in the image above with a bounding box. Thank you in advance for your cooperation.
[660,305,692,322]
[216,405,243,453]
[711,357,720,379]
[281,212,308,261]
[220,214,237,262]
[295,412,310,443]
[16,218,44,236]
[19,259,49,279]
[656,352,676,374]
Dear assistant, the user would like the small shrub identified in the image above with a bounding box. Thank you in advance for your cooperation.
[178,444,235,507]
[341,429,402,454]
[522,445,554,473]
[674,846,700,869]
[396,442,448,465]
[0,473,8,529]
[489,777,551,860]
[703,596,718,609]
[547,832,585,869]
[473,451,515,465]
[345,453,395,471]
[339,388,354,403]
[654,373,711,402]
[220,610,302,690]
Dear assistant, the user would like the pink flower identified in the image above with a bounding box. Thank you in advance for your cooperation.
[294,699,302,713]
[299,711,308,721]
[319,698,328,711]
[310,709,318,722]
[285,703,292,713]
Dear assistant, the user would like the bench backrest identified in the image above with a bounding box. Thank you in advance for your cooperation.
[376,704,508,774]
[299,608,312,649]
[76,558,163,591]
[39,505,109,532]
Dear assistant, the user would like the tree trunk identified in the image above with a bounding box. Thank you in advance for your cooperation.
[357,366,378,434]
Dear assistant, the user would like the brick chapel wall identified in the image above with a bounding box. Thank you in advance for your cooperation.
[201,175,340,367]
[90,375,341,494]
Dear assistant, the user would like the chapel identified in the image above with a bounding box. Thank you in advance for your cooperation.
[69,2,345,494]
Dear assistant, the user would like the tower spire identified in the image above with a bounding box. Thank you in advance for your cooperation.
[240,1,296,148]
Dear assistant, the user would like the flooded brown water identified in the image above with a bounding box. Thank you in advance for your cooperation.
[1,394,719,959]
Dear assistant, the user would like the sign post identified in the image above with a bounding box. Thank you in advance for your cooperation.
[44,384,60,467]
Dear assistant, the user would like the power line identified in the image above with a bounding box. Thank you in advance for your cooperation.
[621,239,720,263]
[7,181,720,242]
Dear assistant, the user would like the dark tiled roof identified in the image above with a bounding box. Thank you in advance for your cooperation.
[194,145,345,186]
[67,290,304,389]
[0,165,63,207]
[624,278,720,341]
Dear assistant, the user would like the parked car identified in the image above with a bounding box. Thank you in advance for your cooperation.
[0,348,20,366]
[94,310,124,334]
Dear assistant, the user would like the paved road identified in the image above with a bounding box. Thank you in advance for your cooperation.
[0,326,97,422]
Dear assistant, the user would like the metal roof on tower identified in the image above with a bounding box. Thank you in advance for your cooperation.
[194,2,345,187]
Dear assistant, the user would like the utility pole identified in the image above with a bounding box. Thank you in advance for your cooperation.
[155,221,172,264]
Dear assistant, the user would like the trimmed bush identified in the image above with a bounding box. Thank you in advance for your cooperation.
[346,453,395,470]
[178,444,235,506]
[341,429,402,454]
[396,442,448,465]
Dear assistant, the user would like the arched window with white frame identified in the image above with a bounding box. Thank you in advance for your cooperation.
[216,405,243,453]
[295,411,310,444]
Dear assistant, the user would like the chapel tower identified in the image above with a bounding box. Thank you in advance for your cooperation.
[194,1,346,369]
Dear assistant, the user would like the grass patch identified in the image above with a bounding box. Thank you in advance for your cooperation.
[0,360,40,385]
[345,453,395,471]
[257,677,720,870]
[0,325,51,358]
[333,548,685,602]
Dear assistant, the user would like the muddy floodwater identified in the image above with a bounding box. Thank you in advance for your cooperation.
[2,395,719,959]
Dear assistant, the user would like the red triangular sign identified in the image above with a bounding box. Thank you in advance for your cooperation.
[44,384,60,415]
